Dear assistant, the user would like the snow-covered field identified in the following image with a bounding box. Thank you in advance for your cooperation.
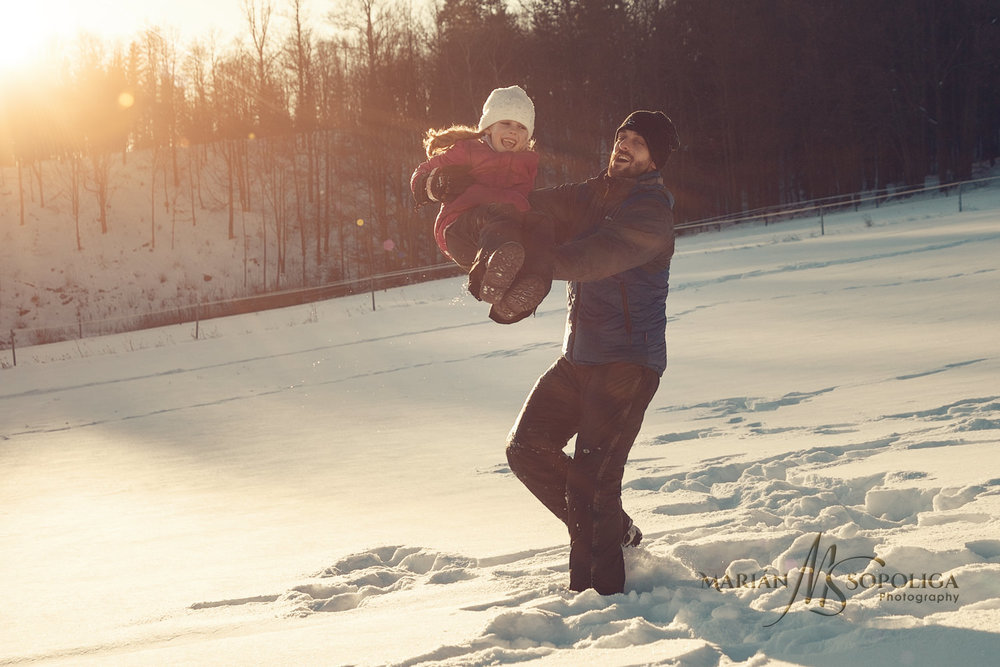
[2,182,1000,665]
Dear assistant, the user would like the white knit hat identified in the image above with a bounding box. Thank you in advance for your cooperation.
[478,85,535,139]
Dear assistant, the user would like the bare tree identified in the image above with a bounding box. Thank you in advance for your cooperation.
[72,41,132,234]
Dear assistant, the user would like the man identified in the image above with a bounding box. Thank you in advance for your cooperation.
[505,110,679,595]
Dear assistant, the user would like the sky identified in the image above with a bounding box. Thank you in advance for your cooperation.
[0,0,321,73]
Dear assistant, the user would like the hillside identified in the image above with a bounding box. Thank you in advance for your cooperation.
[0,145,389,347]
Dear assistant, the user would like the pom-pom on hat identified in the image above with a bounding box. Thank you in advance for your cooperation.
[478,85,535,139]
[616,110,680,170]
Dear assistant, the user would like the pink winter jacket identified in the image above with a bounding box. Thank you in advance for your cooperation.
[411,138,539,257]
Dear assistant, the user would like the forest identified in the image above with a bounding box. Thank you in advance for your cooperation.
[1,0,998,284]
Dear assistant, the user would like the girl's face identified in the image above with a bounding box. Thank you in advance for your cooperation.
[485,120,530,152]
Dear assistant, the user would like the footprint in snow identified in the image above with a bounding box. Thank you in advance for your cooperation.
[276,545,478,616]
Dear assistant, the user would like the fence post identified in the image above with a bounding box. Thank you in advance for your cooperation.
[959,183,963,213]
[9,329,15,367]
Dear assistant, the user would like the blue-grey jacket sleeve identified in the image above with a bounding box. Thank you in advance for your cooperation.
[530,185,674,282]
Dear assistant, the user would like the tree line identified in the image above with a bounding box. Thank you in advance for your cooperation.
[1,0,998,290]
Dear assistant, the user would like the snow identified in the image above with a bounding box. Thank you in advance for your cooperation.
[2,175,1000,665]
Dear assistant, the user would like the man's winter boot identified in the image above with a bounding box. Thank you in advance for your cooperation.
[622,520,643,548]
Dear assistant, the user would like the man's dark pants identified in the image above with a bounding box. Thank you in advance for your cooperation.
[506,356,660,594]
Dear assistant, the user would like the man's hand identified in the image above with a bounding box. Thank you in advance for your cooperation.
[419,165,475,204]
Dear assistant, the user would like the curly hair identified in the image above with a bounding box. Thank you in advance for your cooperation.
[423,125,484,157]
[423,123,536,158]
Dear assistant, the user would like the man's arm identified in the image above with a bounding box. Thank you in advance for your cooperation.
[528,183,587,241]
[550,194,674,282]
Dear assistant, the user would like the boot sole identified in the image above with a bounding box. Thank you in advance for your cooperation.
[492,275,547,321]
[478,242,525,304]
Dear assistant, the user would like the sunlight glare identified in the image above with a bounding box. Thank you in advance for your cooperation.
[0,0,244,78]
[0,4,49,73]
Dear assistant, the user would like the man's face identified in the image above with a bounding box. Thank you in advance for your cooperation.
[608,129,657,178]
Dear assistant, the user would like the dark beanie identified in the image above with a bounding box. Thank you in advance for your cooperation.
[616,110,680,170]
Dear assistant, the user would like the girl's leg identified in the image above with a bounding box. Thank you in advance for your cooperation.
[490,215,554,323]
[444,205,524,303]
[473,205,525,304]
[443,211,488,272]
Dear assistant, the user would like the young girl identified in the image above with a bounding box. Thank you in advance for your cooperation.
[410,85,550,323]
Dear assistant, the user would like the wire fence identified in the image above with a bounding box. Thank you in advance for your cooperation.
[675,173,997,234]
[2,263,463,365]
[3,172,997,365]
